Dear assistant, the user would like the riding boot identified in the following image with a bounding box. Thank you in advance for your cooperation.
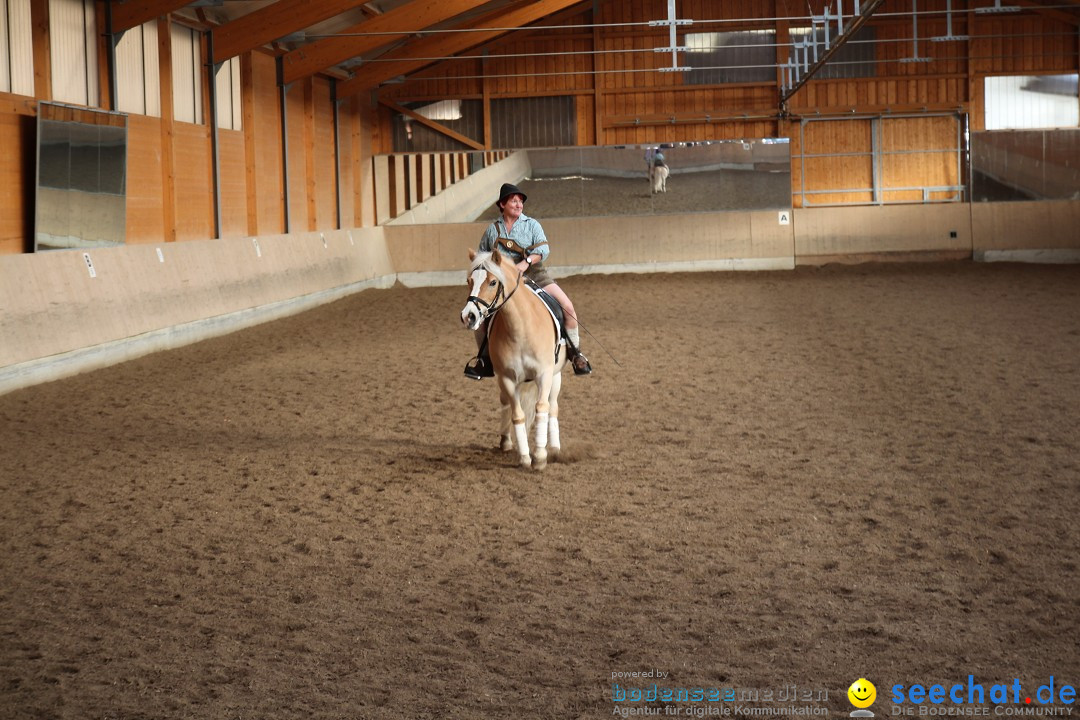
[464,329,495,380]
[566,327,592,376]
[464,351,496,379]
[464,351,495,380]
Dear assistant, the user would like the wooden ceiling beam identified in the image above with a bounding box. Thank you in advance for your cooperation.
[482,2,589,53]
[212,0,375,63]
[108,0,192,34]
[280,0,493,85]
[336,0,588,98]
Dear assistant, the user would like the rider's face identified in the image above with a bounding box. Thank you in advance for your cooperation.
[501,194,524,220]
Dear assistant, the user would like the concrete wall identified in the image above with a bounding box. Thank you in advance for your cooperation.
[2,200,1078,395]
[0,228,394,395]
[972,199,1080,263]
[794,203,973,264]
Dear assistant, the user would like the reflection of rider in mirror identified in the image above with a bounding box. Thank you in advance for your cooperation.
[645,147,668,193]
[464,183,593,380]
[644,147,667,172]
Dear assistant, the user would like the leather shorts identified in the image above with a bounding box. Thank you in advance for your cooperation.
[525,262,554,288]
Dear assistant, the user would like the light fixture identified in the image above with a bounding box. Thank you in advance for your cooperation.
[974,0,1020,14]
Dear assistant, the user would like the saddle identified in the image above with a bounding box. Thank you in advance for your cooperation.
[523,277,581,365]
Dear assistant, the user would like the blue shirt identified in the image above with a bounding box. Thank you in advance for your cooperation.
[479,213,550,264]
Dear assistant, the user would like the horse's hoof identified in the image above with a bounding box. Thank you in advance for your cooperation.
[518,455,532,468]
[500,437,514,452]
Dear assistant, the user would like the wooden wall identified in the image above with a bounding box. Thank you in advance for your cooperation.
[1,1,1077,255]
[376,0,1079,207]
[0,13,376,256]
[218,129,248,238]
[0,98,36,255]
[246,51,284,236]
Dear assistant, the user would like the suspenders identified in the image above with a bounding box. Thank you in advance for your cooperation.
[492,222,548,262]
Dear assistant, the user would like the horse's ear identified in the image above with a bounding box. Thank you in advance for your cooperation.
[491,246,503,263]
[468,248,477,261]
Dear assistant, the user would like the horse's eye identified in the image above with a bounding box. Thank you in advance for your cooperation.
[488,279,497,286]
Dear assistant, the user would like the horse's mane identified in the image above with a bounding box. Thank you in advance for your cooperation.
[471,250,511,287]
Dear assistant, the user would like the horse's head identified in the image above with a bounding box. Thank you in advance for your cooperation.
[461,248,512,330]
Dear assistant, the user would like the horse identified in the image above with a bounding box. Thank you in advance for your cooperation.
[650,164,669,194]
[460,248,566,470]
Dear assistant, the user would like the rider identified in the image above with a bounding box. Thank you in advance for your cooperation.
[464,182,592,380]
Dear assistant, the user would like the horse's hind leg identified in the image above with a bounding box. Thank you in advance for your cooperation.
[547,369,563,461]
[499,403,513,452]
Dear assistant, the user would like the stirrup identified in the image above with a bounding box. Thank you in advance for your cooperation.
[464,356,494,380]
[571,352,593,376]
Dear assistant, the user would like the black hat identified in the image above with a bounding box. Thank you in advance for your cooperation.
[496,183,527,208]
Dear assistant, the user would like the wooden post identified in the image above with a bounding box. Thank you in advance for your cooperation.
[241,53,258,236]
[30,0,51,100]
[158,16,177,242]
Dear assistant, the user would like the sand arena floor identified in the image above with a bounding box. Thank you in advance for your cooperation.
[2,261,1079,720]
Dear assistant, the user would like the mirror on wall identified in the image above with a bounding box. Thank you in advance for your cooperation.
[35,102,128,252]
[971,128,1080,202]
[378,138,791,225]
[478,140,791,222]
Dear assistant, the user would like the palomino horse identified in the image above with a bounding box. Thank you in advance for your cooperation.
[650,164,669,193]
[460,248,566,470]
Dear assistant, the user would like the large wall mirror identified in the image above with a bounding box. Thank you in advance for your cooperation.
[479,140,791,221]
[379,139,791,225]
[35,102,128,252]
[971,128,1080,202]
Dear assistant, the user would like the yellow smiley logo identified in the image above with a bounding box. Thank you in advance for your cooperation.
[848,678,877,709]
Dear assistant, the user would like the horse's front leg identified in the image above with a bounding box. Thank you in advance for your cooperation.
[499,377,530,467]
[531,370,554,471]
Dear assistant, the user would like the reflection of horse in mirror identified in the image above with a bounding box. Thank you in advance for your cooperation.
[460,248,566,470]
[650,165,669,193]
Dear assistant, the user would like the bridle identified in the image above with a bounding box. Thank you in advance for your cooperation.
[466,263,522,322]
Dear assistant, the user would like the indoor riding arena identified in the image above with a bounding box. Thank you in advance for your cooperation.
[2,2,1079,720]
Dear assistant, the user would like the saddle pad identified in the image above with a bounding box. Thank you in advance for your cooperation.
[525,281,566,345]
